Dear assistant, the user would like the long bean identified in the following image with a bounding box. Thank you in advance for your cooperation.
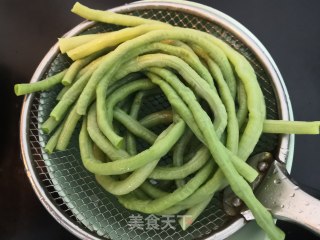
[87,103,128,161]
[56,105,82,151]
[149,146,210,180]
[83,105,185,175]
[15,70,66,96]
[118,160,214,214]
[101,79,155,148]
[56,85,71,100]
[178,195,213,230]
[41,116,59,134]
[72,2,166,27]
[236,81,248,130]
[161,72,280,240]
[139,110,173,128]
[59,32,109,53]
[89,105,182,196]
[62,50,106,85]
[126,91,145,156]
[114,108,157,144]
[140,182,168,199]
[146,72,203,142]
[124,88,163,154]
[49,54,109,121]
[191,44,239,153]
[50,70,92,121]
[263,120,320,134]
[79,28,237,116]
[199,31,266,161]
[86,108,171,196]
[161,170,226,214]
[44,121,65,154]
[49,55,104,121]
[77,39,216,119]
[172,128,193,187]
[67,24,171,60]
[81,118,160,195]
[146,66,280,238]
[74,9,263,163]
[115,54,227,136]
[147,72,258,183]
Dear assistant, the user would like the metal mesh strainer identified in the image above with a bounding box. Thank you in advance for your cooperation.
[19,1,293,239]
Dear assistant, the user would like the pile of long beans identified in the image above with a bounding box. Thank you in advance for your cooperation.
[15,3,320,240]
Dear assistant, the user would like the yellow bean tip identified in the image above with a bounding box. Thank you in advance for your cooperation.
[71,2,82,13]
[61,79,71,86]
[66,50,79,61]
[58,38,66,53]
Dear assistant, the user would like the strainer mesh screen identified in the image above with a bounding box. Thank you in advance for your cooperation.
[26,7,279,240]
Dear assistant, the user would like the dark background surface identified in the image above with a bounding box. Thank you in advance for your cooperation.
[1,0,320,239]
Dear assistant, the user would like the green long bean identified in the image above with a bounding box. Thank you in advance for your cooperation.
[191,44,239,153]
[41,116,59,134]
[72,2,166,27]
[157,69,280,239]
[263,120,320,134]
[88,104,182,195]
[56,105,82,151]
[172,128,193,187]
[67,24,171,60]
[118,160,214,214]
[114,108,157,144]
[178,195,213,230]
[56,85,71,100]
[126,91,145,156]
[139,110,173,128]
[59,32,109,53]
[81,118,160,195]
[236,81,248,130]
[140,182,168,199]
[83,105,185,175]
[44,120,65,154]
[62,50,106,86]
[79,28,237,117]
[116,54,227,136]
[102,79,155,148]
[147,72,258,183]
[15,70,66,96]
[149,146,210,180]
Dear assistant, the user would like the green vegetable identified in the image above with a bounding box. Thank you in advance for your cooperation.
[72,2,166,27]
[118,160,215,213]
[14,70,66,96]
[263,120,320,134]
[59,32,110,53]
[102,79,155,148]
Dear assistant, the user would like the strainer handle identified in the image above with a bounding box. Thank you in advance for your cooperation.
[255,161,320,235]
